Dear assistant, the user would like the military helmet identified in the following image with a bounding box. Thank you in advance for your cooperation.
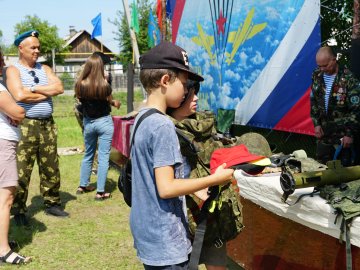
[236,132,272,157]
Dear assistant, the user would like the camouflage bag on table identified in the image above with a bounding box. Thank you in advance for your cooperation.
[318,179,360,270]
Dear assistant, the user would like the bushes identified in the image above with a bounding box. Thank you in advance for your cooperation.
[59,72,75,90]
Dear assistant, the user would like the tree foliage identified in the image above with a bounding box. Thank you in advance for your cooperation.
[321,0,354,51]
[110,0,153,68]
[13,15,68,65]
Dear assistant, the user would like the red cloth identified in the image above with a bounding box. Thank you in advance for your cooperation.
[157,0,163,30]
[112,116,135,158]
[210,144,264,174]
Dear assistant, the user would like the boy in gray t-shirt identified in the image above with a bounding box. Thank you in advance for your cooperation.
[130,41,234,269]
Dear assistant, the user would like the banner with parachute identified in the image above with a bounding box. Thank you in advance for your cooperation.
[169,0,320,135]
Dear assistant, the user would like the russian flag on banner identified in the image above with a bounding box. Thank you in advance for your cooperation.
[171,0,320,135]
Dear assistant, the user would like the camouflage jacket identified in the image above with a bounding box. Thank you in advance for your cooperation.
[169,111,222,178]
[310,66,360,144]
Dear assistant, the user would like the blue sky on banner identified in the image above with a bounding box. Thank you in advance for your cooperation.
[175,0,305,111]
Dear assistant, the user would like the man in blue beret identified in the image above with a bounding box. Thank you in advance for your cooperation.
[13,30,39,47]
[6,30,69,225]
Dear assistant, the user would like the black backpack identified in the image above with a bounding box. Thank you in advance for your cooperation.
[118,108,163,206]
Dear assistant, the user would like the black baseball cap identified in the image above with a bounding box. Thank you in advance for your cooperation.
[140,41,204,82]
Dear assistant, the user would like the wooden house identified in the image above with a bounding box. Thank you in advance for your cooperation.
[58,28,117,77]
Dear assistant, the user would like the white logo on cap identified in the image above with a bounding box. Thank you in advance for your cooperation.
[181,51,189,67]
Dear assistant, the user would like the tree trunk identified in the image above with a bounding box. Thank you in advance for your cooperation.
[353,0,360,39]
[351,0,360,78]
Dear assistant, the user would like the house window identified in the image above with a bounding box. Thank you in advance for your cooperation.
[63,66,74,73]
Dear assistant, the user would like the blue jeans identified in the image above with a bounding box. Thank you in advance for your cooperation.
[80,115,114,192]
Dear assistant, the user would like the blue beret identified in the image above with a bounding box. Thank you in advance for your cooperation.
[14,30,39,46]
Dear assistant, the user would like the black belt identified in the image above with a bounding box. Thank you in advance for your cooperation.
[25,116,52,121]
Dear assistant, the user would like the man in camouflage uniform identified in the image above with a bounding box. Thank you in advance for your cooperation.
[311,46,360,166]
[6,30,69,226]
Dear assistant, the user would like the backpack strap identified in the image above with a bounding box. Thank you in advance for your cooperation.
[175,128,211,175]
[188,218,206,270]
[129,108,163,150]
[189,187,220,270]
[339,217,353,270]
[344,218,353,270]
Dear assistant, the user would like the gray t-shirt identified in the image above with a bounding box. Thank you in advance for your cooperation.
[129,108,191,266]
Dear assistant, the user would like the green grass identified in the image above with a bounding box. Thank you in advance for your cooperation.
[54,90,145,148]
[5,91,145,269]
[7,155,142,270]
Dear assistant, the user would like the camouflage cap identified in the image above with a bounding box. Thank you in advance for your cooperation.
[236,132,272,157]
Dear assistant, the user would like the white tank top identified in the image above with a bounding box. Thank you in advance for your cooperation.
[0,84,21,142]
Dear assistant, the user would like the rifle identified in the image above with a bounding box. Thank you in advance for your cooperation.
[280,159,360,202]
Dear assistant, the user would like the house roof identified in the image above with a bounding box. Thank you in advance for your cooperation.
[63,29,115,56]
[64,30,85,48]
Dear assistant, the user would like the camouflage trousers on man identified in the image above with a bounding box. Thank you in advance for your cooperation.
[316,141,356,167]
[11,117,61,215]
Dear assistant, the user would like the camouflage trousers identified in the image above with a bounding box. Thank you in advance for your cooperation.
[316,141,356,167]
[11,117,61,214]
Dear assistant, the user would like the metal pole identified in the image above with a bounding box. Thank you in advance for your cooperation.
[52,49,56,72]
[127,63,134,113]
[122,0,140,69]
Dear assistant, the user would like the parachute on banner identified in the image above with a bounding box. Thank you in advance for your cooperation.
[172,0,320,135]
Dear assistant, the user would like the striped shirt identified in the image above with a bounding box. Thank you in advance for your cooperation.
[14,62,53,118]
[323,73,336,113]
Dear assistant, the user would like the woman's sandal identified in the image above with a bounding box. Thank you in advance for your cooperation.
[76,186,96,195]
[0,250,31,264]
[94,192,112,201]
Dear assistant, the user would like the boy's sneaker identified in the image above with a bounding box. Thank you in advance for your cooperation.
[44,206,69,217]
[14,214,29,227]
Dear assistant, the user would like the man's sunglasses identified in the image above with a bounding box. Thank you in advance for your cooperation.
[28,71,39,84]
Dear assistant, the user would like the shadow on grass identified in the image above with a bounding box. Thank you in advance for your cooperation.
[106,178,118,194]
[9,191,77,250]
[9,216,46,251]
[26,191,77,214]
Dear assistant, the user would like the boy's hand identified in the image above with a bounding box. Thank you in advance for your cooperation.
[214,163,234,183]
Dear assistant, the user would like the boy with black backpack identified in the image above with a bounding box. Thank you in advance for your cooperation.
[130,41,234,269]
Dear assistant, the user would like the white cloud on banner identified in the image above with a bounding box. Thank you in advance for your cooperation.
[225,69,241,81]
[251,51,265,65]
